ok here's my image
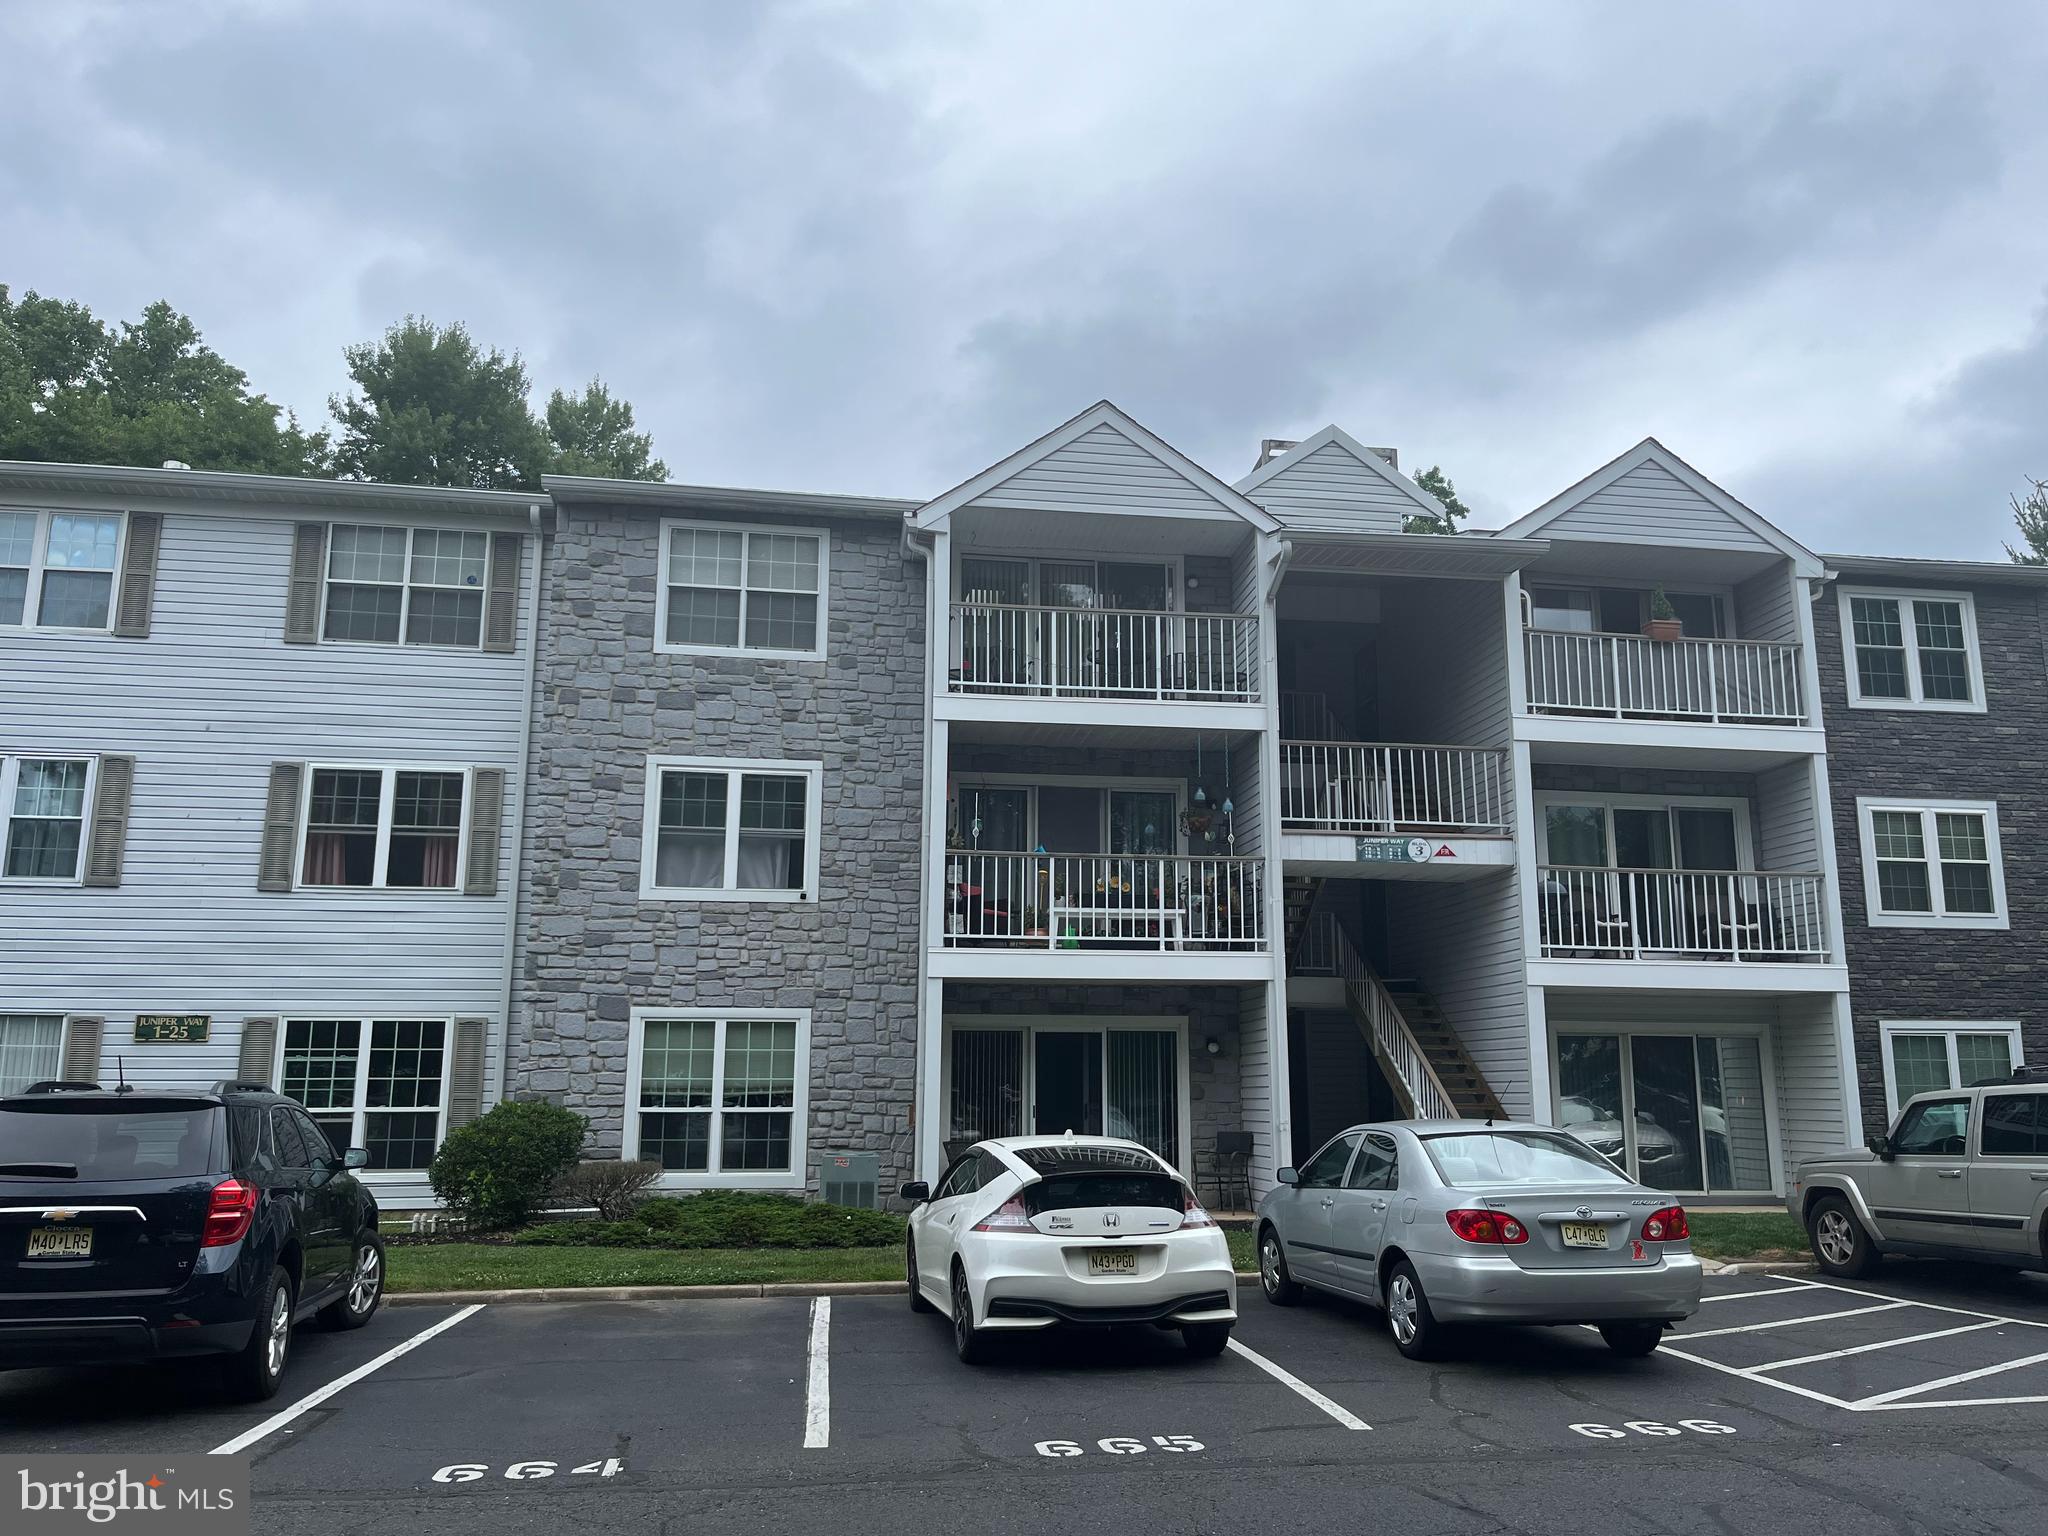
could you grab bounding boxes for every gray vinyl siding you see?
[1772,994,1850,1182]
[1226,737,1263,856]
[1390,873,1532,1117]
[1541,462,1778,553]
[968,423,1238,519]
[1733,563,1801,645]
[1754,759,1822,874]
[1240,983,1278,1194]
[0,496,533,1206]
[1378,578,1513,751]
[1243,441,1410,534]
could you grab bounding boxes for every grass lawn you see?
[387,1244,904,1293]
[1687,1211,1808,1261]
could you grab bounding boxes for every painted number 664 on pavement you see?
[1035,1436,1205,1457]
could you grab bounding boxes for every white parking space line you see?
[1852,1347,2048,1409]
[1761,1274,2048,1330]
[803,1297,831,1450]
[1678,1302,1911,1341]
[1752,1319,2007,1374]
[1658,1344,1859,1411]
[1225,1340,1370,1432]
[1699,1285,1819,1304]
[209,1304,486,1457]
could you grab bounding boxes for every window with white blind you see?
[656,520,828,659]
[1839,587,1983,711]
[640,756,820,901]
[626,1011,810,1185]
[0,1015,64,1095]
[1880,1023,2024,1119]
[1857,798,2007,929]
[0,509,123,631]
[323,524,490,647]
[1,755,95,884]
[277,1018,450,1170]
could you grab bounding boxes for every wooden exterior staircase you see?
[1376,986,1507,1120]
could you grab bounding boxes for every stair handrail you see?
[1329,923,1459,1121]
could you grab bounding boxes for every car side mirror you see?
[1275,1166,1299,1186]
[343,1148,370,1170]
[899,1181,930,1203]
[1865,1135,1892,1162]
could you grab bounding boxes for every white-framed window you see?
[0,509,124,632]
[1878,1022,2024,1119]
[625,1009,810,1186]
[0,1014,65,1095]
[655,520,828,659]
[298,764,471,891]
[276,1016,451,1170]
[640,756,821,901]
[1839,587,1984,712]
[1856,798,2007,929]
[0,754,96,884]
[323,524,489,648]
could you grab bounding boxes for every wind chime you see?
[1180,736,1236,850]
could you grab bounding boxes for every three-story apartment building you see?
[0,460,542,1205]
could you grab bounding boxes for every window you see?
[1840,588,1983,710]
[627,1011,810,1185]
[0,755,95,883]
[657,521,827,658]
[1296,1130,1360,1189]
[1981,1095,2045,1158]
[1892,1098,1969,1156]
[299,766,468,890]
[0,509,122,631]
[1880,1023,2024,1117]
[0,1015,64,1095]
[278,1017,449,1170]
[1857,800,2007,929]
[323,524,488,647]
[641,756,820,900]
[1345,1135,1397,1191]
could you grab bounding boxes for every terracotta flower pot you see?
[1643,618,1682,643]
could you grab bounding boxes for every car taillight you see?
[1642,1205,1689,1242]
[203,1178,258,1247]
[1445,1208,1529,1245]
[1179,1188,1216,1229]
[971,1196,1034,1233]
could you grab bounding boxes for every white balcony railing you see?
[942,852,1266,952]
[1537,865,1829,962]
[1330,920,1457,1120]
[1280,742,1511,835]
[947,602,1260,703]
[1523,630,1807,725]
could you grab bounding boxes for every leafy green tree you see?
[0,286,325,474]
[545,378,667,480]
[1406,464,1470,535]
[2005,478,2048,565]
[330,317,552,490]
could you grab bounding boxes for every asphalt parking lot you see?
[6,1266,2048,1535]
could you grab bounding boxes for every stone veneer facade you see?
[511,498,928,1194]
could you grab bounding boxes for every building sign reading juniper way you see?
[1354,836,1434,864]
[133,1015,210,1043]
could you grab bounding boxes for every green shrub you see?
[636,1197,688,1232]
[507,1190,905,1251]
[428,1101,587,1230]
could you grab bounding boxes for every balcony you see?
[1536,865,1829,963]
[942,851,1266,952]
[1280,742,1510,835]
[1524,630,1806,726]
[947,602,1260,704]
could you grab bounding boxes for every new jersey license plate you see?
[1560,1222,1607,1248]
[1087,1249,1138,1276]
[25,1226,92,1260]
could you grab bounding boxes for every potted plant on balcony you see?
[1022,906,1047,943]
[1643,587,1683,643]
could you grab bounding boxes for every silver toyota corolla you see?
[1254,1120,1703,1359]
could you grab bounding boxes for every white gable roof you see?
[911,401,1279,532]
[1233,424,1446,533]
[1496,438,1820,576]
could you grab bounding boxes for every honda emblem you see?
[1102,1213,1119,1229]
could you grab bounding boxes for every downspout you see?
[498,502,545,1108]
[901,520,937,1176]
[1265,535,1294,603]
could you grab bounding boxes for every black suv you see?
[0,1080,385,1400]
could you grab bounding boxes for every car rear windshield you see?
[1012,1145,1164,1177]
[1024,1173,1185,1214]
[1421,1131,1629,1187]
[0,1103,221,1180]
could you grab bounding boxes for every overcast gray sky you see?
[6,1,2045,556]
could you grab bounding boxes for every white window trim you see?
[0,1012,69,1095]
[1855,796,2008,930]
[0,507,127,635]
[639,755,823,902]
[272,1015,457,1176]
[293,762,474,893]
[0,752,99,886]
[317,522,490,651]
[625,1007,812,1189]
[1838,586,1985,713]
[653,518,830,661]
[1877,1021,2025,1121]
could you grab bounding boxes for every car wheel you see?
[1808,1195,1879,1278]
[1384,1260,1443,1361]
[320,1236,385,1331]
[906,1239,935,1314]
[225,1266,294,1402]
[952,1267,992,1365]
[1182,1322,1231,1359]
[1257,1226,1302,1306]
[1598,1321,1663,1358]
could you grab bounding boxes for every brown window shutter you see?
[464,767,506,896]
[81,754,136,888]
[113,513,162,638]
[61,1017,105,1084]
[257,763,304,892]
[283,523,328,644]
[482,531,521,654]
[238,1017,279,1085]
[447,1018,488,1129]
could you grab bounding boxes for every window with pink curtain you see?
[388,771,464,889]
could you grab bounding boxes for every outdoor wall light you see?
[1205,1037,1222,1056]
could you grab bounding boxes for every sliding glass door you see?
[945,1022,1186,1168]
[1555,1031,1774,1194]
